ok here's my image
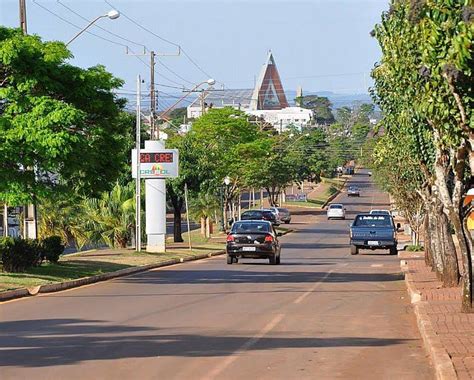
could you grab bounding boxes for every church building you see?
[186,52,313,132]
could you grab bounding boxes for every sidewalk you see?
[400,251,474,379]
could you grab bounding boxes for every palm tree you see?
[189,192,220,238]
[80,182,136,248]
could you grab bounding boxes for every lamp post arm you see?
[159,81,207,121]
[66,15,106,46]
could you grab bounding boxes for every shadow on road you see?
[115,269,404,286]
[0,318,411,367]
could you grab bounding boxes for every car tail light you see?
[264,235,273,243]
[226,235,235,242]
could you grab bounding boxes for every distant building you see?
[186,52,312,132]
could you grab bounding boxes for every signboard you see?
[285,194,307,202]
[132,149,179,179]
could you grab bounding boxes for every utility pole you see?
[135,75,142,252]
[200,91,205,116]
[149,51,157,140]
[19,0,27,34]
[127,48,179,139]
[18,2,38,240]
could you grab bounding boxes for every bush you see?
[406,244,424,252]
[41,236,64,263]
[1,238,41,272]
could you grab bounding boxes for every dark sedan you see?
[226,220,281,265]
[240,209,279,226]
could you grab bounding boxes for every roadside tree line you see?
[0,26,375,270]
[369,0,473,311]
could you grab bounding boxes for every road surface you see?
[0,171,433,379]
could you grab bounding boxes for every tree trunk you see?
[423,213,433,267]
[200,217,206,236]
[433,148,472,311]
[173,207,184,243]
[429,202,444,278]
[439,212,460,287]
[205,217,211,238]
[168,187,184,243]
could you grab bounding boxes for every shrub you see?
[406,244,424,252]
[41,236,64,263]
[1,238,41,272]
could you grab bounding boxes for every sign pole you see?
[135,75,141,252]
[184,183,192,252]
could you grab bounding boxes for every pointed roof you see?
[250,51,289,111]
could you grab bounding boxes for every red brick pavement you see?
[401,252,474,379]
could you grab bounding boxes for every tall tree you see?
[0,27,129,204]
[296,95,335,125]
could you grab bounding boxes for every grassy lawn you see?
[284,177,346,208]
[0,232,225,293]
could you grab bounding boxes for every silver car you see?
[348,186,360,197]
[327,203,346,220]
[277,207,291,224]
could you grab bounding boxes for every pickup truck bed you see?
[350,213,397,255]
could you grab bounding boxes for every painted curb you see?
[0,250,225,302]
[401,261,457,380]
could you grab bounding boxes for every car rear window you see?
[241,211,262,218]
[232,222,271,233]
[262,211,274,218]
[354,215,392,227]
[329,204,343,209]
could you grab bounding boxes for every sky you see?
[1,0,389,99]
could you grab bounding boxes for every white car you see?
[327,203,346,220]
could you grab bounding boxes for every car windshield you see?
[262,211,274,218]
[231,222,271,233]
[354,215,392,227]
[329,204,343,209]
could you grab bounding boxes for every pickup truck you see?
[349,213,398,255]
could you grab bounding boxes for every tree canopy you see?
[0,27,130,204]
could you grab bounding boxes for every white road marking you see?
[293,269,335,304]
[206,313,285,379]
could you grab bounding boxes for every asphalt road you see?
[0,171,433,379]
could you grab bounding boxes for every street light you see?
[159,79,216,121]
[66,10,120,46]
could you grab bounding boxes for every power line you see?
[56,0,147,51]
[104,0,215,80]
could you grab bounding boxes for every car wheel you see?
[227,255,233,264]
[350,245,359,255]
[269,255,277,265]
[284,221,290,224]
[390,246,398,255]
[276,254,281,265]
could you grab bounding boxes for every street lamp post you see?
[160,79,215,121]
[66,10,120,46]
[220,176,231,232]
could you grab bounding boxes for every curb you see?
[0,250,225,303]
[401,261,457,380]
